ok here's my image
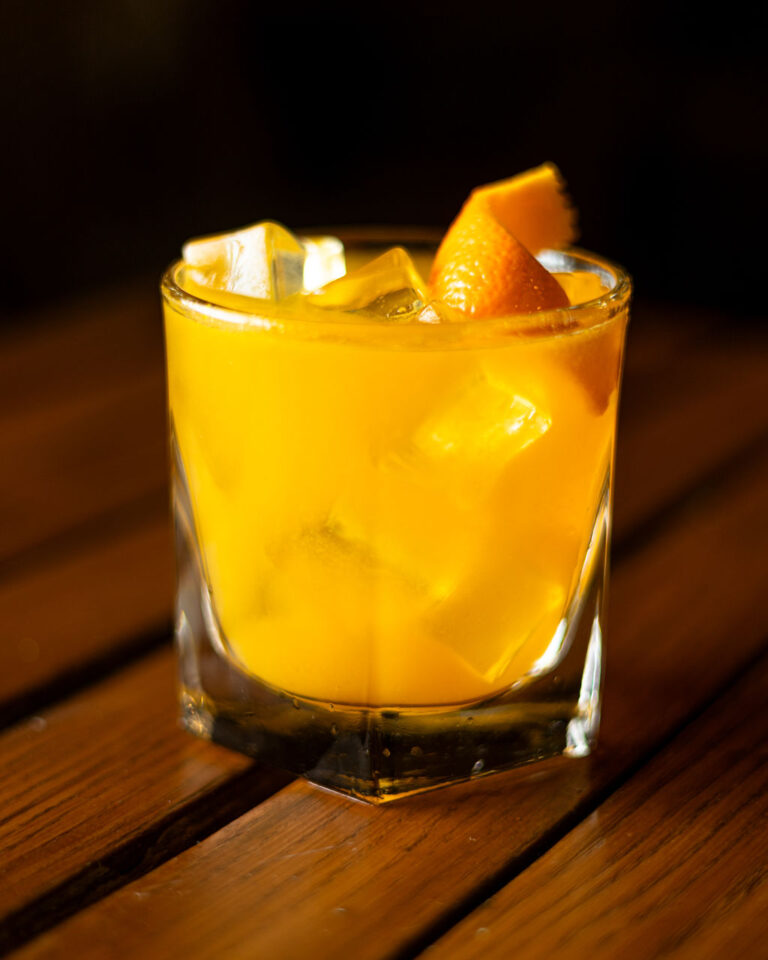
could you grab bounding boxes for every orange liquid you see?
[164,265,626,706]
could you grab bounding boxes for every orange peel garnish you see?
[429,163,576,318]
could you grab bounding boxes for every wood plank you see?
[9,442,768,960]
[0,369,168,567]
[0,283,160,425]
[426,657,768,960]
[614,320,768,540]
[0,285,171,715]
[0,649,291,953]
[0,281,167,568]
[0,509,173,727]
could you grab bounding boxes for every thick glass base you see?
[174,460,606,803]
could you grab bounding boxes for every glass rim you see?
[161,229,631,345]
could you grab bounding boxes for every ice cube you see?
[223,521,433,703]
[416,301,467,324]
[325,371,551,599]
[329,470,467,603]
[307,247,428,320]
[182,221,305,300]
[416,304,442,324]
[300,235,346,292]
[411,374,551,498]
[427,564,566,685]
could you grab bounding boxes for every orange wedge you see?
[475,163,577,255]
[430,163,576,318]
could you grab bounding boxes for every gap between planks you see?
[0,498,173,730]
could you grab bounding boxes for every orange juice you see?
[164,246,626,708]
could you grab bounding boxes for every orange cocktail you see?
[163,165,631,801]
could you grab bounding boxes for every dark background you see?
[2,1,766,321]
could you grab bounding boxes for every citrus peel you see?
[429,163,576,318]
[475,163,577,255]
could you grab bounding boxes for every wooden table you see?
[1,285,766,959]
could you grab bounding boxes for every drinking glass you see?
[161,234,631,802]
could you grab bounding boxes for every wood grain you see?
[426,657,768,960]
[11,443,768,960]
[0,281,163,571]
[0,509,172,726]
[0,649,290,952]
[0,369,168,568]
[614,320,768,540]
[0,283,172,715]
